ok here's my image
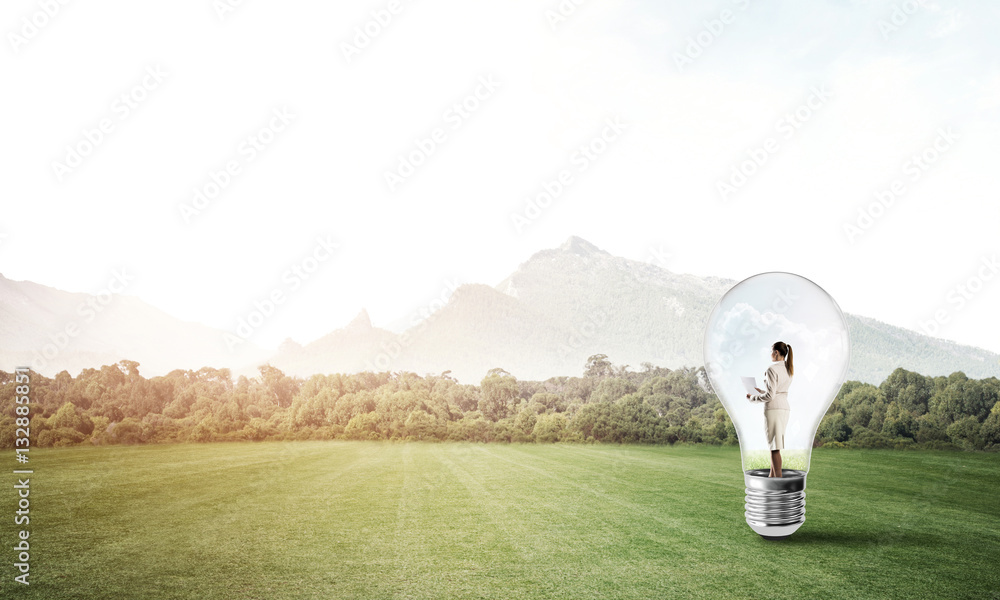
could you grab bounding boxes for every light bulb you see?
[703,272,850,540]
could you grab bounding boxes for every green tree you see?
[980,402,1000,449]
[584,354,613,379]
[479,369,518,421]
[613,394,665,443]
[591,378,636,403]
[570,403,616,442]
[112,417,147,444]
[915,411,950,444]
[404,410,440,441]
[257,365,299,408]
[838,384,884,430]
[881,402,915,440]
[512,401,539,442]
[533,413,567,443]
[530,392,566,413]
[947,415,983,451]
[818,413,852,443]
[47,401,93,436]
[344,412,382,440]
[880,368,933,415]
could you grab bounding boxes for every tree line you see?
[1,355,998,451]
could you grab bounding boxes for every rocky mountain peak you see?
[558,236,606,256]
[346,308,373,331]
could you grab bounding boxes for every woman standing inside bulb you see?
[746,341,794,477]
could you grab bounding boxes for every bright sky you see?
[2,0,998,354]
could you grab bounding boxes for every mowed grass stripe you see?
[507,444,883,598]
[29,443,383,599]
[470,444,833,598]
[471,444,704,540]
[2,443,998,599]
[431,444,577,598]
[455,444,710,598]
[804,449,1000,597]
[431,443,694,598]
[442,444,998,600]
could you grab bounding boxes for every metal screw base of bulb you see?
[744,469,806,540]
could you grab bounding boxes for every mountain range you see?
[2,237,998,385]
[0,273,268,378]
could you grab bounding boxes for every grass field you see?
[3,442,999,600]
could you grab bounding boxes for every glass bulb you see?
[703,272,850,539]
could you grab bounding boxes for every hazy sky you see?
[2,0,998,355]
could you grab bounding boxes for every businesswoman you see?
[746,341,794,477]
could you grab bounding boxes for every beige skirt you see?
[764,409,789,451]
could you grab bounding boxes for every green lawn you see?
[3,442,998,599]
